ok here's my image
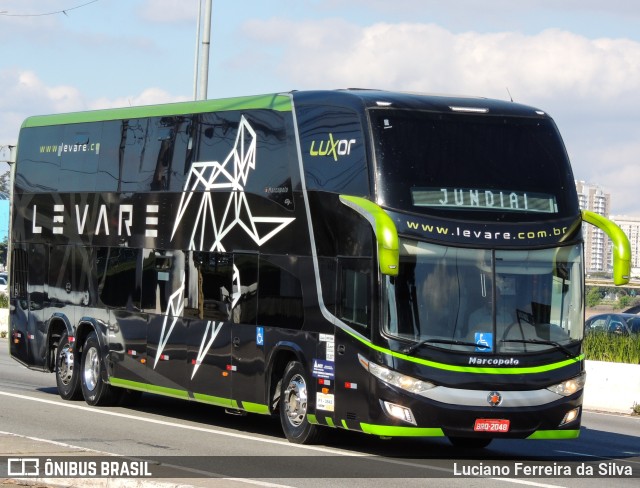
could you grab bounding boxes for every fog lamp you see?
[382,400,416,425]
[560,407,580,426]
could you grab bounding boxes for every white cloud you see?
[244,20,640,105]
[89,88,190,110]
[137,0,198,24]
[0,69,188,144]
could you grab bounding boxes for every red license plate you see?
[474,418,510,432]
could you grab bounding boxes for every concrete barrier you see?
[0,307,7,335]
[583,360,640,414]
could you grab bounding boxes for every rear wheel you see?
[279,361,323,444]
[55,330,82,400]
[80,331,118,406]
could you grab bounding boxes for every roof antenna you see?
[506,87,514,102]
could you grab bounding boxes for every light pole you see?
[194,0,213,101]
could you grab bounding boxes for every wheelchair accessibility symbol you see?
[256,326,264,346]
[474,332,493,352]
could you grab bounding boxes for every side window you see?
[232,254,258,325]
[184,251,233,320]
[338,258,371,329]
[140,249,185,315]
[97,247,139,309]
[11,248,29,299]
[257,256,304,329]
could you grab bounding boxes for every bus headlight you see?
[358,354,436,394]
[546,372,586,397]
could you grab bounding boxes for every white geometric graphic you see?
[155,264,242,376]
[154,276,186,369]
[191,320,224,379]
[171,115,295,252]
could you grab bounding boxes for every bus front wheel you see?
[279,361,323,444]
[80,331,118,406]
[55,330,82,400]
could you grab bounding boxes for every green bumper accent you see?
[582,210,631,285]
[527,429,580,440]
[21,94,292,128]
[360,424,445,437]
[339,195,399,276]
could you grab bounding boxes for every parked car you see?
[0,276,7,294]
[585,313,640,335]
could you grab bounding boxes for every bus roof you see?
[20,89,549,129]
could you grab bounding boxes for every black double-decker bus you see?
[9,90,630,447]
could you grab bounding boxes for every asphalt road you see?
[0,338,639,488]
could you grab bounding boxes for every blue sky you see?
[1,0,640,216]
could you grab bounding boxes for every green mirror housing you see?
[339,195,399,276]
[581,210,631,286]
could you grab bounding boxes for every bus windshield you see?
[371,109,579,221]
[384,240,584,354]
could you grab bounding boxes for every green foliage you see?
[583,331,640,364]
[586,286,603,307]
[0,293,7,309]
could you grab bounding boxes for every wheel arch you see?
[266,341,307,414]
[45,313,73,372]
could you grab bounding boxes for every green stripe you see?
[307,414,319,425]
[21,93,292,128]
[341,419,349,429]
[110,377,189,400]
[527,429,580,440]
[325,417,336,428]
[193,393,238,409]
[240,401,270,414]
[345,329,584,374]
[360,424,445,437]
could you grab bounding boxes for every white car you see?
[0,276,7,294]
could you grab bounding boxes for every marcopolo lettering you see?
[468,357,520,366]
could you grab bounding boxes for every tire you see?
[448,436,493,449]
[55,330,82,400]
[80,331,118,406]
[279,361,324,444]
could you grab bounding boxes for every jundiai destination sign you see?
[411,187,558,214]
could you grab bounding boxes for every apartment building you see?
[611,215,640,277]
[575,180,611,273]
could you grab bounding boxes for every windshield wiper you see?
[500,339,573,357]
[403,338,488,355]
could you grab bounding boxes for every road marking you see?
[556,450,640,465]
[0,390,568,486]
[0,430,294,487]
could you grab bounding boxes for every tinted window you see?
[97,247,139,309]
[338,258,370,329]
[184,251,233,321]
[372,110,578,221]
[193,111,294,208]
[257,256,304,328]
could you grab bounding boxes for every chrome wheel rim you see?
[57,343,74,385]
[83,347,100,392]
[284,373,308,427]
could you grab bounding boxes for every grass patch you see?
[583,331,640,364]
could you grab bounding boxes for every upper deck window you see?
[371,109,579,222]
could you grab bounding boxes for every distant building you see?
[611,215,640,278]
[575,181,611,273]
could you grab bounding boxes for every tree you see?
[586,286,603,308]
